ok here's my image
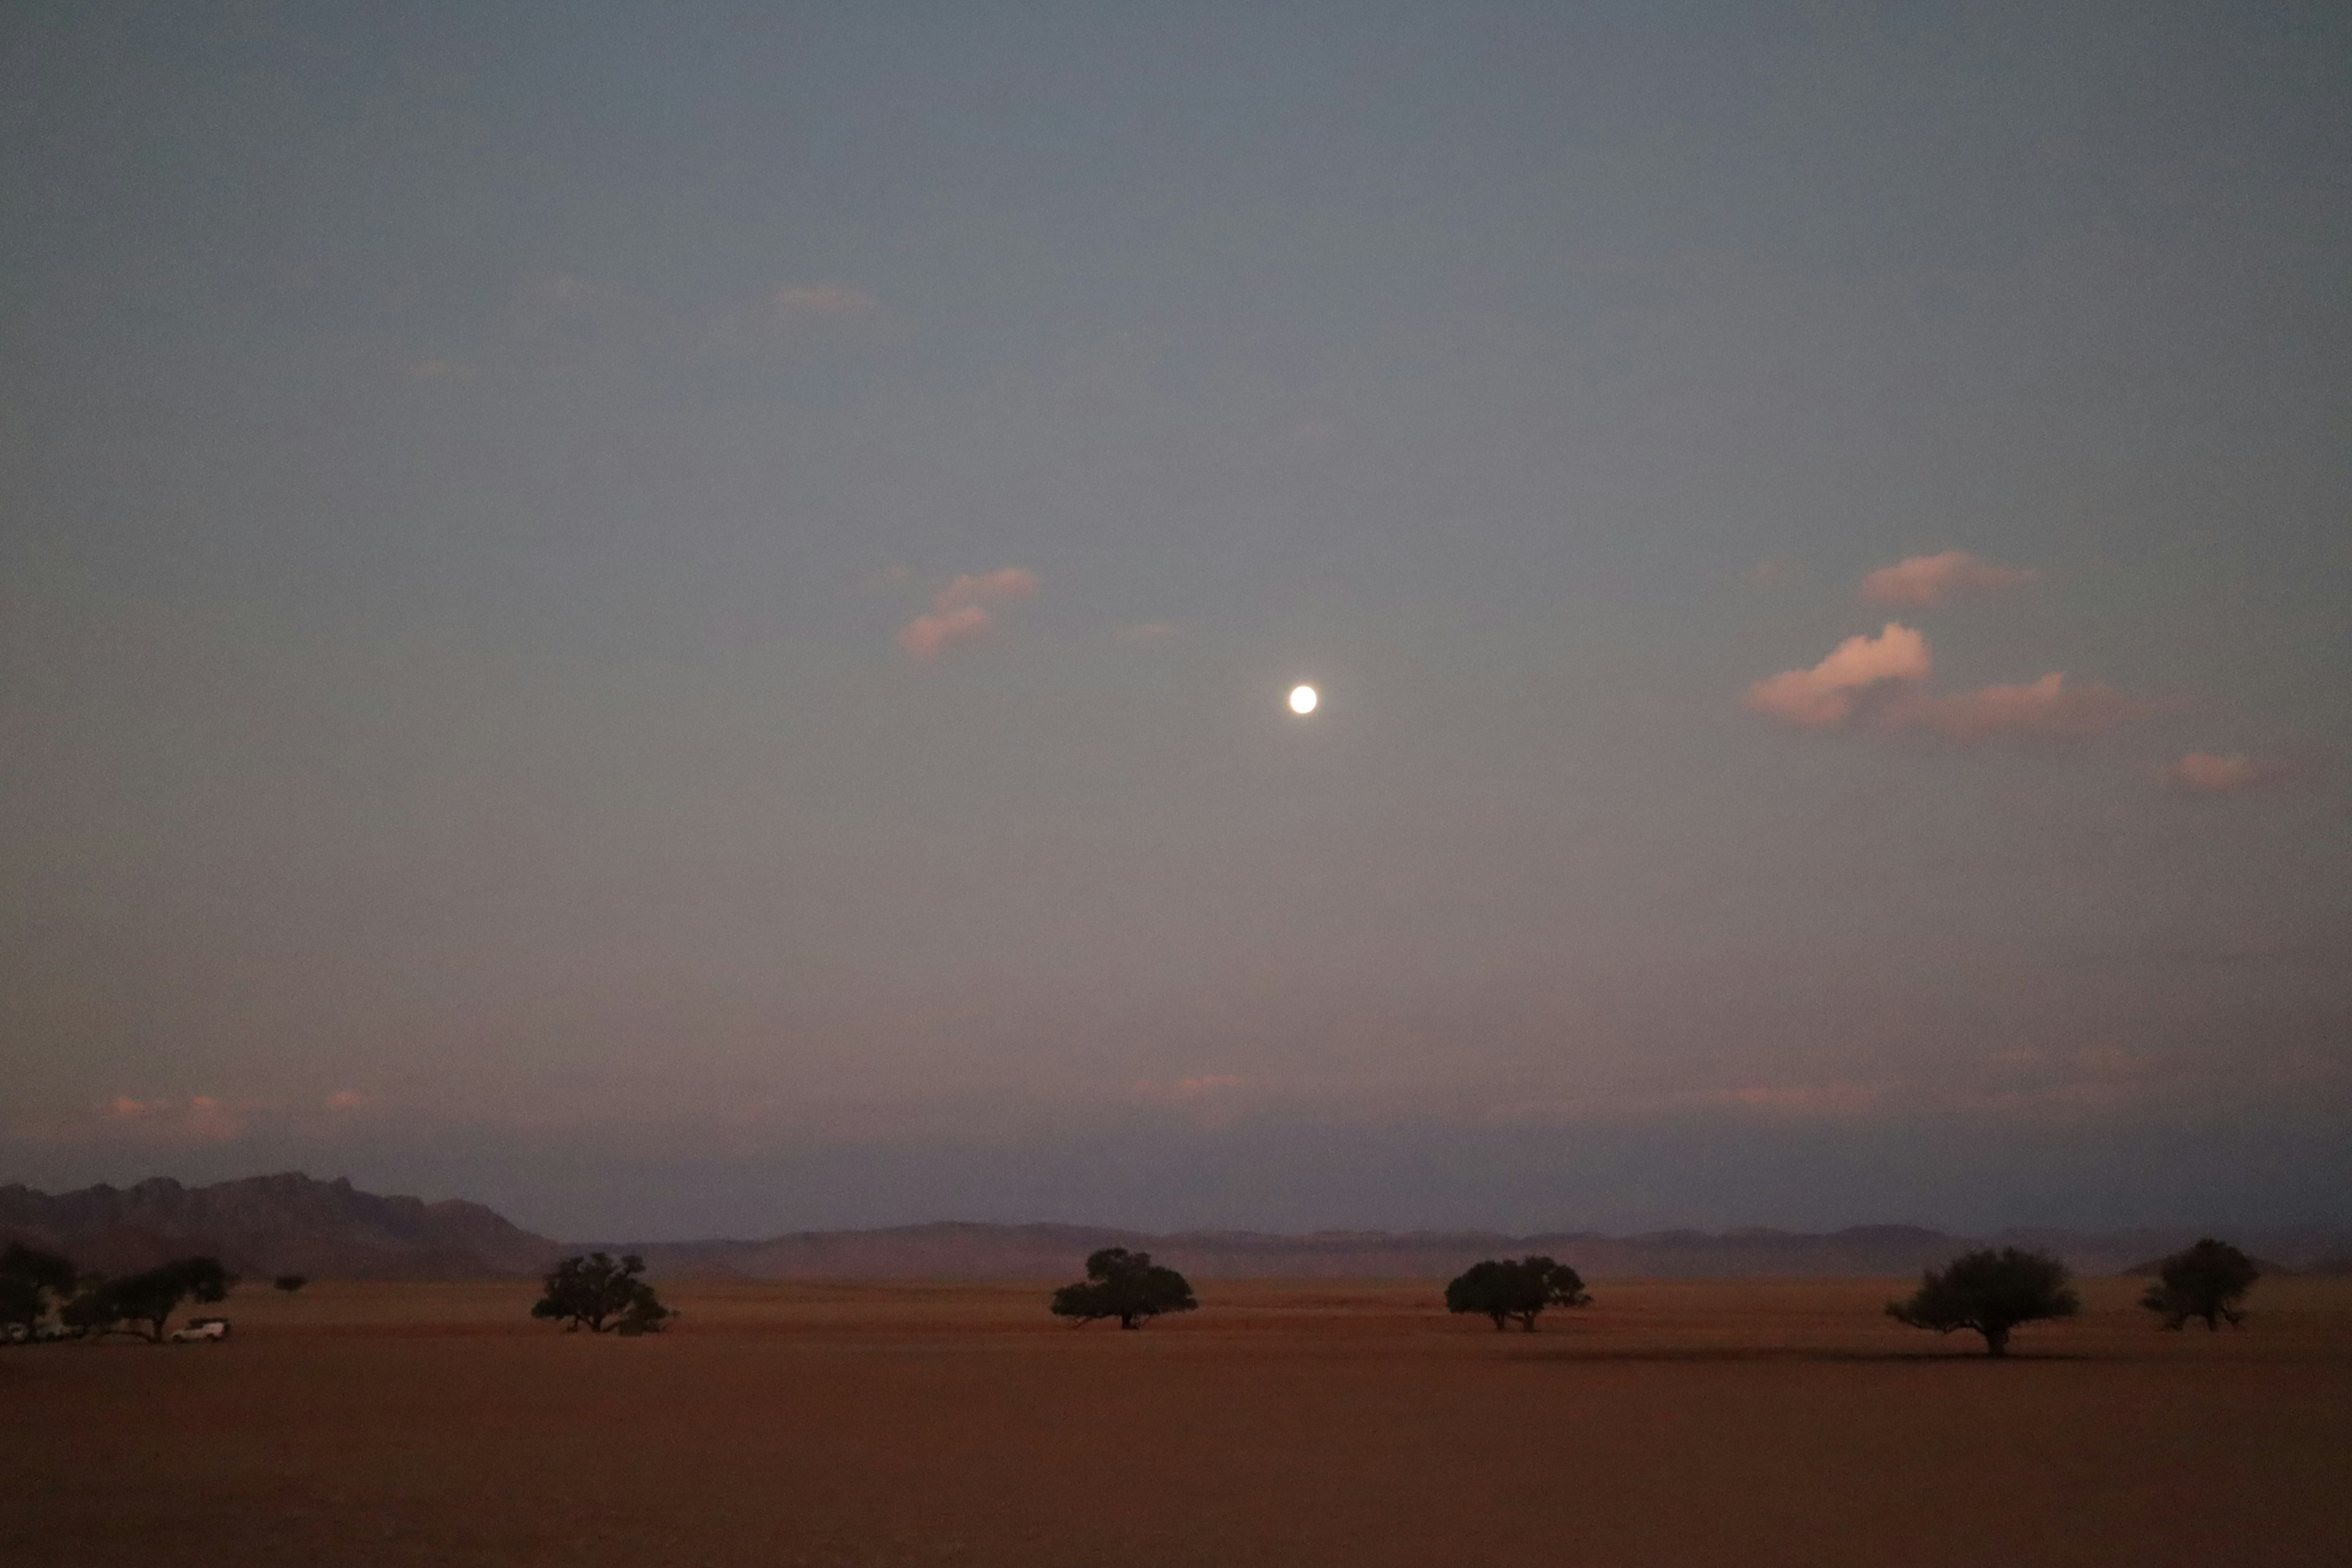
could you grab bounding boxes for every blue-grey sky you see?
[4,1,2349,1238]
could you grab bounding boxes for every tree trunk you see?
[1983,1327,2009,1357]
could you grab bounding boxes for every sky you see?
[3,1,2349,1240]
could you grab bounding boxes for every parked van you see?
[168,1317,230,1343]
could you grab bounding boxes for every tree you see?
[530,1253,673,1334]
[274,1274,309,1294]
[1887,1248,2078,1357]
[1444,1256,1593,1332]
[2140,1238,2259,1331]
[1,1243,79,1336]
[64,1257,236,1344]
[1049,1248,1197,1330]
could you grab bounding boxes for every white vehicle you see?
[168,1317,230,1343]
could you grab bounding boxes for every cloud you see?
[1748,627,2145,742]
[1891,673,2146,742]
[1721,1082,1888,1117]
[897,568,1040,658]
[94,1094,249,1142]
[325,1090,371,1110]
[770,284,881,321]
[1860,551,2039,607]
[405,358,479,382]
[2162,752,2284,794]
[1743,622,1931,728]
[1116,621,1175,643]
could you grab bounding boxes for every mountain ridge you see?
[7,1174,2346,1280]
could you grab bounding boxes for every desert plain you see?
[6,1273,2350,1568]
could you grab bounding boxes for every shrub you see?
[1444,1257,1592,1332]
[1887,1248,2078,1357]
[1049,1248,1197,1330]
[2139,1238,2259,1330]
[531,1253,673,1334]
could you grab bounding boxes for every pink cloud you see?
[1743,622,1931,728]
[2162,752,2283,794]
[1749,626,2144,743]
[1888,673,2145,742]
[95,1094,249,1142]
[326,1089,371,1110]
[771,283,881,320]
[1722,1082,1887,1117]
[1860,551,2039,607]
[897,568,1040,658]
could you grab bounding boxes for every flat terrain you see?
[6,1275,2350,1567]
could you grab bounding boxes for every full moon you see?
[1287,684,1319,715]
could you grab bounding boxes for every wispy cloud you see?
[897,568,1040,658]
[93,1094,250,1142]
[1894,673,2146,741]
[2162,751,2284,794]
[1743,622,1930,728]
[1860,551,2038,607]
[1747,626,2144,742]
[769,283,881,321]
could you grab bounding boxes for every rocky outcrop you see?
[0,1173,559,1279]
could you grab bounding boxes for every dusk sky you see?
[4,2,2348,1240]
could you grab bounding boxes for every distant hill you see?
[593,1221,2352,1282]
[0,1173,559,1280]
[6,1174,2346,1281]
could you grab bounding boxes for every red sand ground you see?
[6,1275,2349,1567]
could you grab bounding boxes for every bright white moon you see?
[1288,684,1319,715]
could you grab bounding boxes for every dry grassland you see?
[6,1275,2350,1567]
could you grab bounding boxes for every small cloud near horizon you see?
[898,568,1041,658]
[1860,551,2039,607]
[2162,752,2284,794]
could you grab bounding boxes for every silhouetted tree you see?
[1887,1248,2078,1357]
[273,1274,309,1294]
[2140,1238,2259,1330]
[1049,1248,1197,1329]
[64,1257,236,1343]
[1444,1256,1593,1331]
[1,1243,79,1336]
[531,1253,673,1334]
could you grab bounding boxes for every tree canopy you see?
[2139,1238,2259,1330]
[62,1256,236,1343]
[1,1243,79,1335]
[530,1253,674,1334]
[1887,1247,2078,1356]
[1049,1248,1197,1330]
[1443,1256,1593,1331]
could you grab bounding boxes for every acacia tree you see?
[1887,1248,2078,1357]
[1,1243,79,1337]
[531,1253,674,1334]
[274,1274,309,1294]
[64,1257,236,1343]
[2140,1238,2260,1330]
[1444,1256,1592,1332]
[1049,1248,1197,1329]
